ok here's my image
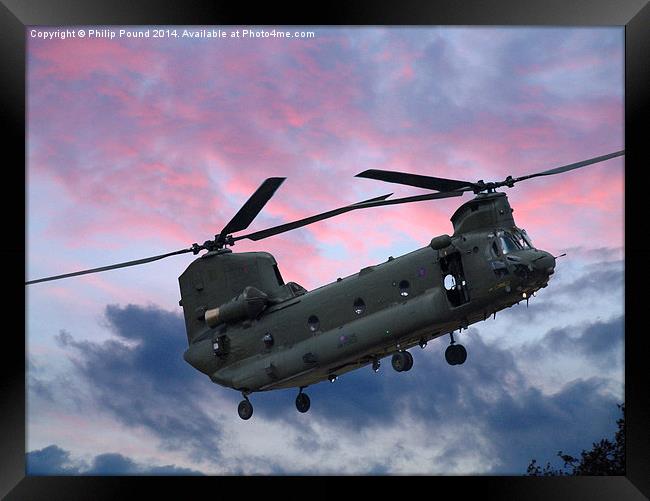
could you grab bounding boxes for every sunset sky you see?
[26,26,624,475]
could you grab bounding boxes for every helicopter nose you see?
[532,251,556,276]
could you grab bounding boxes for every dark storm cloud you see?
[143,464,203,475]
[578,319,625,356]
[560,260,624,297]
[86,453,202,475]
[26,445,78,475]
[482,377,621,472]
[87,453,138,475]
[55,304,226,461]
[44,303,623,474]
[489,258,624,323]
[280,328,621,473]
[548,259,622,299]
[27,373,55,402]
[522,315,624,366]
[27,445,203,475]
[28,357,57,402]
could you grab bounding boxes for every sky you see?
[26,26,624,475]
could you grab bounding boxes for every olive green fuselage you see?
[180,193,555,394]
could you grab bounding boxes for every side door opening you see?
[440,251,470,307]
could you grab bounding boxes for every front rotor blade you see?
[220,177,286,237]
[26,247,193,285]
[512,150,624,184]
[235,193,391,242]
[235,190,462,242]
[356,169,476,192]
[352,190,464,209]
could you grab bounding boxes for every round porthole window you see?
[399,280,410,297]
[444,274,456,290]
[353,298,366,315]
[307,315,320,332]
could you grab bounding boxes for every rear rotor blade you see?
[356,169,476,192]
[26,247,193,285]
[220,177,286,236]
[511,150,624,184]
[236,190,462,242]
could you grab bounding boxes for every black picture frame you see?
[4,1,648,498]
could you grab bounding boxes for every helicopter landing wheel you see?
[445,344,467,366]
[238,398,254,420]
[295,392,311,413]
[403,351,413,371]
[392,351,413,372]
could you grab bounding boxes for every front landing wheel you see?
[295,392,311,413]
[238,399,254,420]
[392,351,413,372]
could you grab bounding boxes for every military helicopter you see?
[26,150,624,420]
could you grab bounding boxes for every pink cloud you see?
[29,37,157,81]
[514,48,621,76]
[27,28,624,298]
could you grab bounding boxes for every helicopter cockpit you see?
[499,228,534,253]
[488,226,555,292]
[491,228,534,257]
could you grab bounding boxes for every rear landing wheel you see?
[403,351,413,371]
[295,392,311,413]
[238,399,253,420]
[445,344,467,366]
[392,351,413,372]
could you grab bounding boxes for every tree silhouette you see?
[526,403,625,476]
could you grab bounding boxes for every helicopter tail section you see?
[177,251,285,345]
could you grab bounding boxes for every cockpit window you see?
[496,229,534,254]
[498,233,520,254]
[512,228,534,249]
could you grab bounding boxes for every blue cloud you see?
[489,259,624,324]
[560,260,624,296]
[524,315,624,366]
[46,302,622,474]
[262,329,621,473]
[26,445,78,475]
[54,304,224,461]
[27,445,203,476]
[87,453,138,475]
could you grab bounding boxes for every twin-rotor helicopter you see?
[27,150,624,420]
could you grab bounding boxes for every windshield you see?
[497,229,528,254]
[512,228,534,249]
[499,234,520,254]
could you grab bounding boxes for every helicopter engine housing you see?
[204,286,269,327]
